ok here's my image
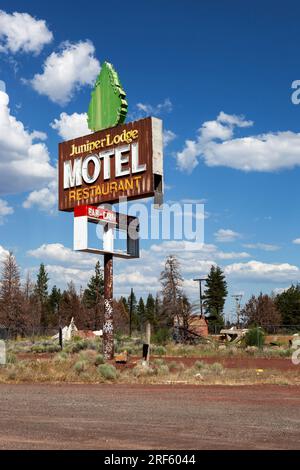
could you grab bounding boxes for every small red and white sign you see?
[74,205,117,224]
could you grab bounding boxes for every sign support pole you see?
[103,253,114,360]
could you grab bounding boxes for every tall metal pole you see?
[200,281,203,317]
[193,277,206,318]
[129,287,133,337]
[232,294,242,329]
[103,253,114,360]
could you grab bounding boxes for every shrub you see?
[31,342,61,354]
[168,361,185,372]
[133,362,154,378]
[65,340,86,353]
[98,364,117,380]
[194,360,206,370]
[94,354,105,366]
[47,344,61,353]
[79,349,97,362]
[244,327,265,348]
[209,362,224,374]
[73,360,87,374]
[156,364,169,376]
[279,349,291,358]
[153,358,165,367]
[31,344,44,353]
[53,352,68,362]
[152,328,170,345]
[6,352,17,364]
[154,345,167,356]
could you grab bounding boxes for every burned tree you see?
[0,252,25,337]
[160,255,183,326]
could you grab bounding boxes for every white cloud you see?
[51,112,91,140]
[149,240,249,262]
[243,243,280,251]
[28,41,100,105]
[27,239,300,299]
[23,179,57,213]
[28,243,99,267]
[0,88,56,195]
[136,98,172,116]
[0,244,9,263]
[225,260,300,282]
[176,110,300,173]
[214,228,241,242]
[272,286,290,295]
[293,238,300,245]
[0,198,13,224]
[46,264,94,286]
[130,98,173,121]
[163,129,176,147]
[0,10,53,55]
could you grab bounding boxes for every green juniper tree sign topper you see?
[87,61,128,132]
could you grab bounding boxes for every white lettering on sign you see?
[115,145,130,177]
[64,157,82,189]
[82,154,101,184]
[63,143,144,189]
[87,206,117,224]
[131,142,146,173]
[100,149,115,180]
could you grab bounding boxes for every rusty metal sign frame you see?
[73,205,140,259]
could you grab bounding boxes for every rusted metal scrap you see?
[220,327,248,343]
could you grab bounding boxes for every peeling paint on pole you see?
[103,253,114,359]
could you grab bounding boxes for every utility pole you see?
[193,278,206,317]
[129,287,133,337]
[231,294,243,328]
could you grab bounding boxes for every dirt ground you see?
[0,383,299,449]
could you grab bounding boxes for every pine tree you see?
[275,285,300,326]
[83,261,104,329]
[241,293,281,331]
[34,263,49,330]
[48,285,62,326]
[127,289,137,331]
[145,293,156,325]
[136,297,145,330]
[34,263,49,302]
[203,265,227,331]
[60,282,81,327]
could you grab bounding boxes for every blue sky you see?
[1,0,300,319]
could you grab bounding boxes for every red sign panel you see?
[74,205,117,224]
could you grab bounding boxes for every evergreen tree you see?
[60,282,81,326]
[83,261,104,329]
[127,289,137,331]
[48,285,62,326]
[275,285,300,326]
[145,293,156,325]
[203,265,227,332]
[136,297,145,330]
[34,263,50,329]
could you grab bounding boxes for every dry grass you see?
[0,351,299,386]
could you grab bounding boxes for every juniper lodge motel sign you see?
[58,62,164,359]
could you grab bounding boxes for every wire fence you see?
[1,324,300,342]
